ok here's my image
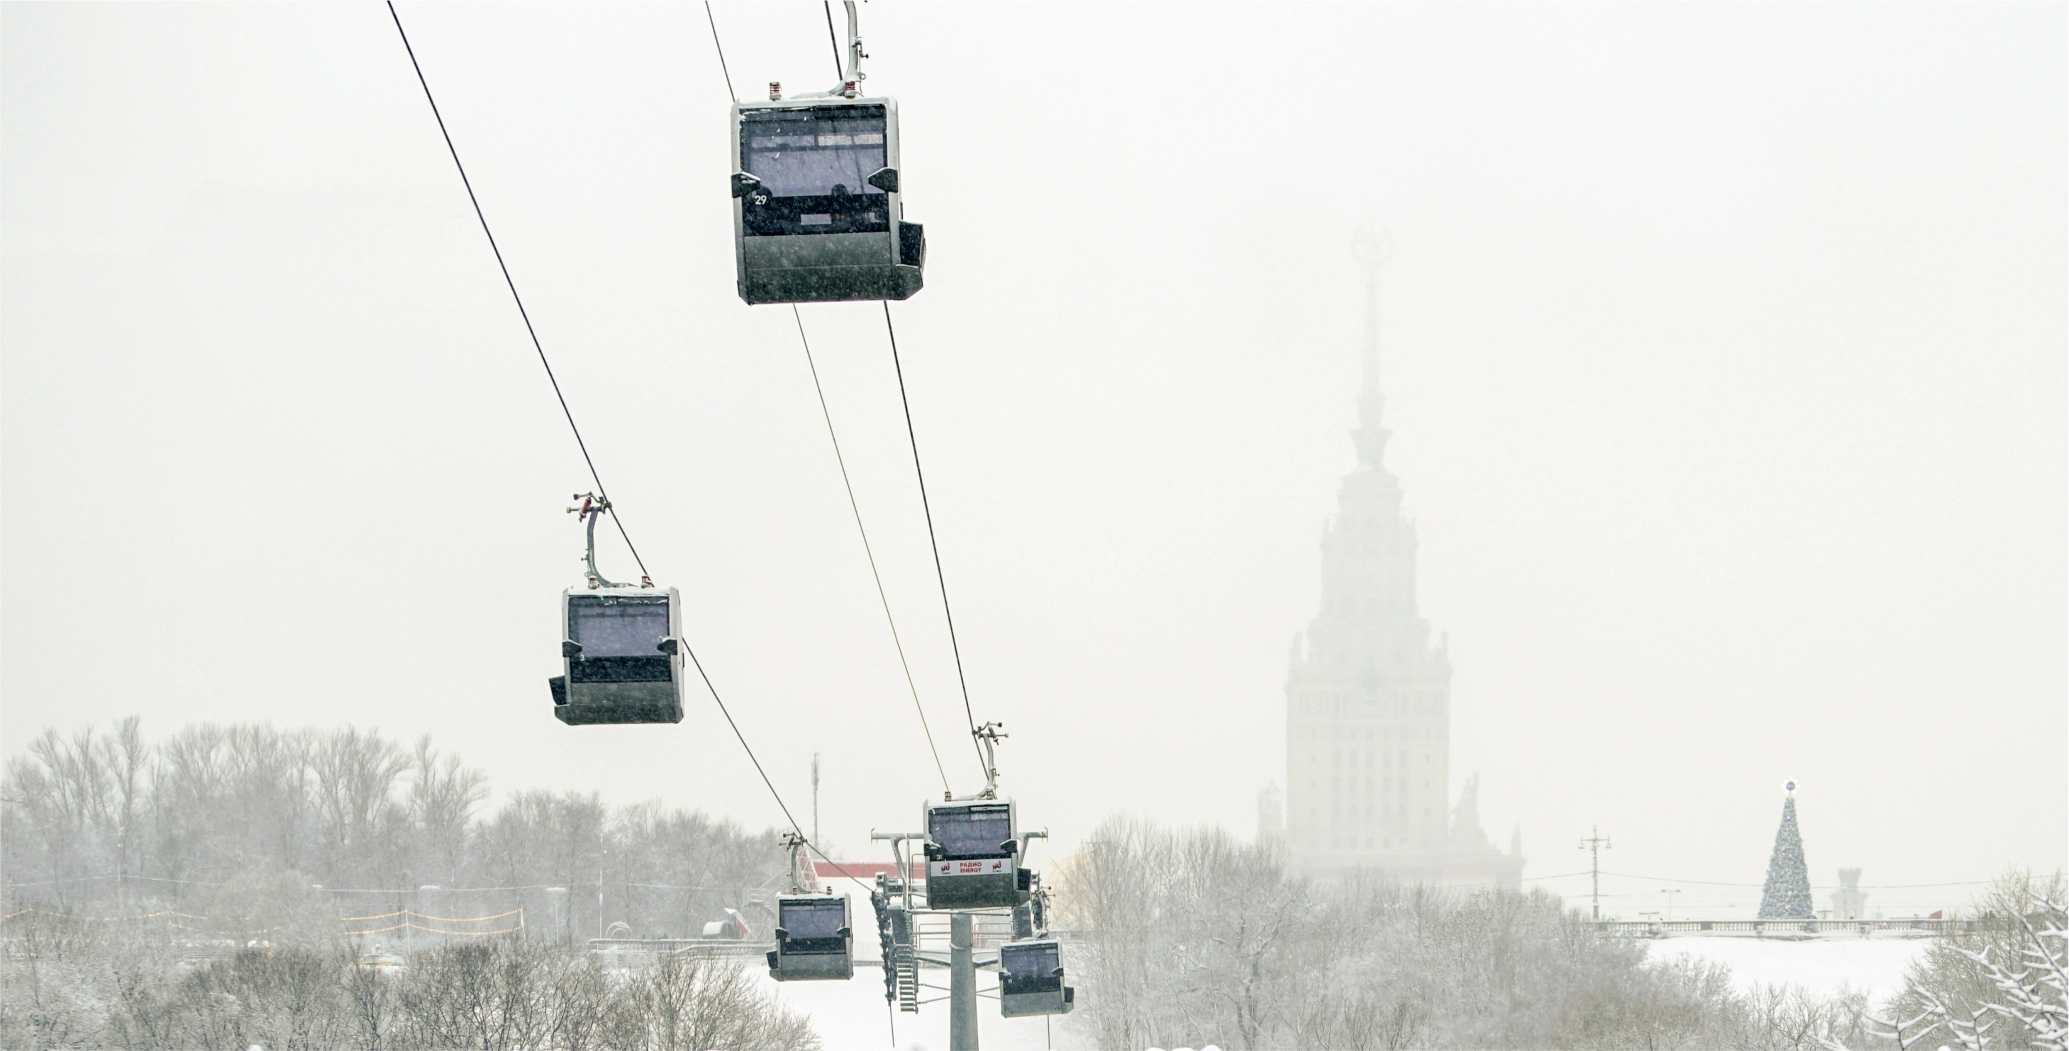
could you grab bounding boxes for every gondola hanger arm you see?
[783,1,868,100]
[964,722,1005,800]
[782,830,821,894]
[567,493,652,589]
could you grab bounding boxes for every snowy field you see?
[756,939,1934,1048]
[1646,936,1931,1007]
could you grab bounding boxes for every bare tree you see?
[1055,814,1878,1051]
[309,727,410,887]
[407,736,488,889]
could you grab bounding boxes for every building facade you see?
[1279,242,1524,888]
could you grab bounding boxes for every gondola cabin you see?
[923,800,1024,910]
[548,587,684,725]
[998,939,1074,1018]
[730,95,924,305]
[767,893,854,981]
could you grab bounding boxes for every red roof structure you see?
[812,860,926,882]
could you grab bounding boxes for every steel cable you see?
[793,307,955,795]
[883,304,990,777]
[391,2,867,900]
[386,1,650,582]
[703,2,736,102]
[822,2,845,79]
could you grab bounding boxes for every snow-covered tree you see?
[1830,874,2067,1051]
[1758,786,1815,920]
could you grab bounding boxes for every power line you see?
[792,307,953,795]
[1597,871,2006,891]
[703,2,736,102]
[883,304,989,779]
[385,1,650,582]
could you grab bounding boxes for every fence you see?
[4,904,523,942]
[340,907,525,937]
[1591,917,1972,938]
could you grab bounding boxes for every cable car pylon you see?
[868,725,1072,1050]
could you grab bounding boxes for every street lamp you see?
[1660,888,1681,922]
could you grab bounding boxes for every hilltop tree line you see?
[2,719,785,940]
[1056,818,2066,1051]
[5,927,818,1051]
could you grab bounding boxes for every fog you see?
[4,1,2062,919]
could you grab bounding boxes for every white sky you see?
[3,2,2062,919]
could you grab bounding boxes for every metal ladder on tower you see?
[895,941,920,1012]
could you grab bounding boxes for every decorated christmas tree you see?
[1757,782,1815,919]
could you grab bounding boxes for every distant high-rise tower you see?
[1757,782,1815,918]
[1283,233,1522,887]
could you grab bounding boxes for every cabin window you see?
[568,597,669,657]
[930,806,1012,858]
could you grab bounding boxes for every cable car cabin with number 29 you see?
[730,97,924,305]
[923,800,1026,911]
[549,588,684,725]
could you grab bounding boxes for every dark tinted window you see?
[743,106,888,198]
[930,805,1012,859]
[568,597,669,657]
[782,898,845,940]
[1002,942,1060,981]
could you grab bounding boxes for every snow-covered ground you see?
[1646,936,1931,1007]
[752,964,1082,1051]
[757,939,1933,1047]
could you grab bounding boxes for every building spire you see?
[1351,227,1392,469]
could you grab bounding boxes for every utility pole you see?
[1579,826,1611,921]
[812,753,821,847]
[950,912,978,1051]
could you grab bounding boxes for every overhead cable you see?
[680,646,874,895]
[703,2,737,102]
[385,1,650,582]
[390,1,863,897]
[676,8,882,897]
[821,2,846,78]
[884,304,990,777]
[700,8,984,794]
[793,306,955,795]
